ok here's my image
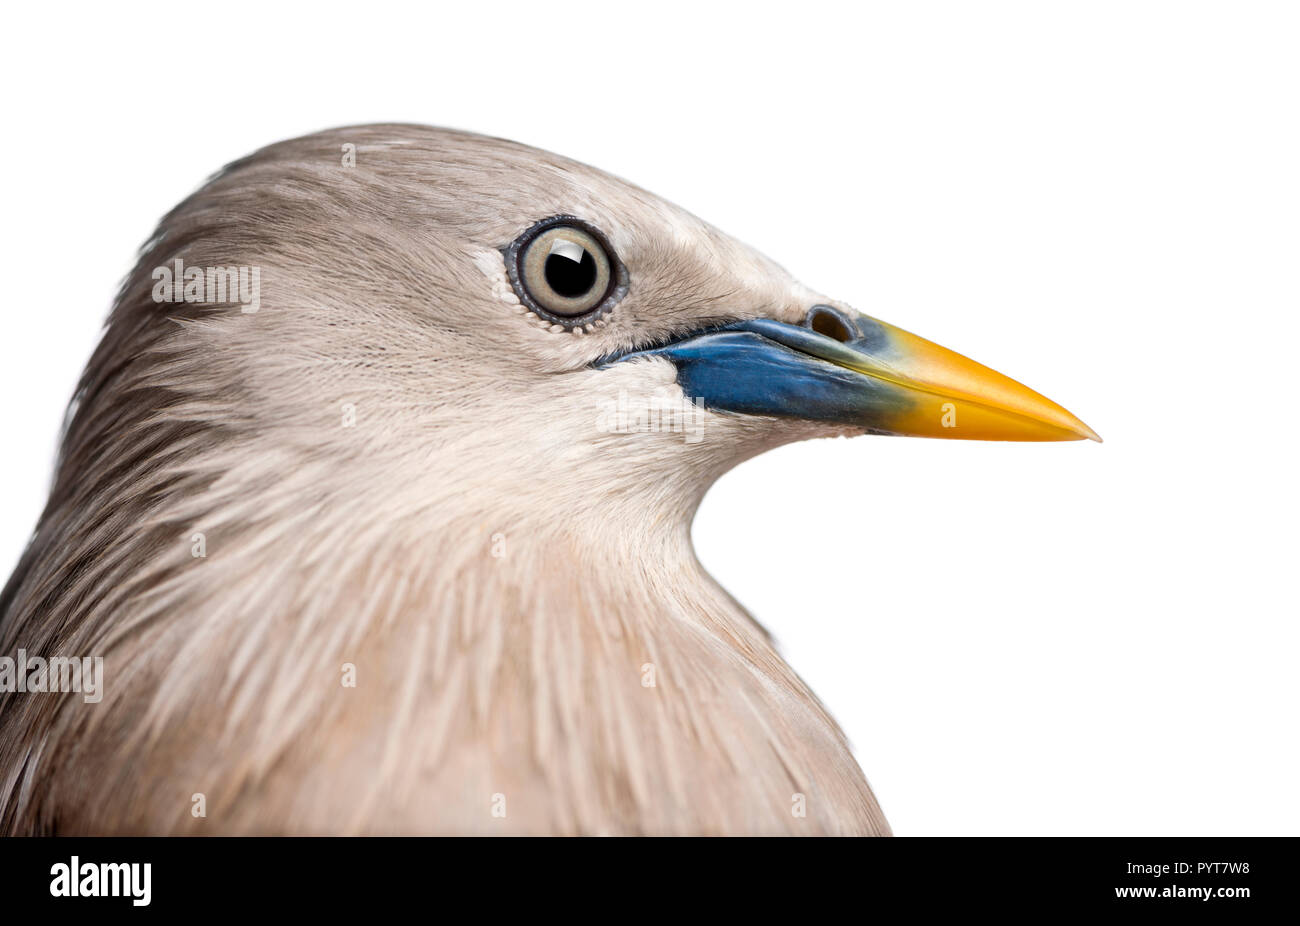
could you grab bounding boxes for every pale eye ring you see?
[505,216,627,325]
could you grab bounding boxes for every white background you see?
[1,2,1296,835]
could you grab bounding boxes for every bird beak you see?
[607,306,1100,442]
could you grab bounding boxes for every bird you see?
[0,124,1097,835]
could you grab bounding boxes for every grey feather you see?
[0,125,887,835]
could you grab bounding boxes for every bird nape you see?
[0,125,1097,836]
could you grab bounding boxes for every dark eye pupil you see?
[545,247,598,297]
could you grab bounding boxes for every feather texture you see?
[0,125,887,834]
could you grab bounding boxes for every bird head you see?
[97,125,1097,537]
[2,125,1100,835]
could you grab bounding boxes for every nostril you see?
[806,305,856,343]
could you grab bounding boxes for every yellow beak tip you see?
[1076,423,1103,444]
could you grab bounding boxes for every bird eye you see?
[506,217,625,324]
